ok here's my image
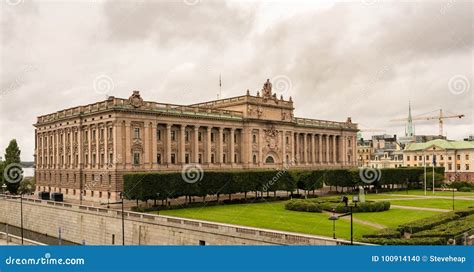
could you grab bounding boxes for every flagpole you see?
[432,151,435,195]
[424,152,427,196]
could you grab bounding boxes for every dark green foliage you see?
[333,201,390,213]
[397,212,461,233]
[285,199,390,213]
[411,214,474,238]
[459,187,471,192]
[3,139,22,194]
[285,199,323,213]
[449,181,474,190]
[362,228,401,239]
[360,237,447,245]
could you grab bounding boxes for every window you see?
[286,136,289,144]
[466,164,469,170]
[185,154,190,164]
[234,154,238,163]
[157,153,162,164]
[265,156,275,164]
[252,134,257,143]
[108,127,113,139]
[253,154,257,164]
[171,154,176,164]
[407,156,410,161]
[448,156,452,160]
[448,163,452,170]
[92,154,96,165]
[100,128,104,140]
[157,129,161,141]
[457,164,461,170]
[466,154,469,160]
[198,132,202,142]
[198,154,203,164]
[108,175,112,185]
[133,152,140,165]
[92,129,96,140]
[223,154,227,163]
[109,153,113,164]
[223,134,227,143]
[440,155,443,160]
[171,130,176,141]
[185,131,189,142]
[211,133,215,142]
[134,128,140,139]
[211,154,215,163]
[457,155,461,160]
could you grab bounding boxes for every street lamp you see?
[1,184,7,194]
[328,195,358,245]
[19,194,24,245]
[100,191,125,245]
[328,209,338,239]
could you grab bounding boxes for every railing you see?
[0,194,369,246]
[294,117,358,130]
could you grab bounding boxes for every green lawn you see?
[385,189,474,197]
[157,201,376,240]
[389,198,474,210]
[353,209,440,228]
[364,194,414,200]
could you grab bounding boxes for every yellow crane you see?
[391,109,464,137]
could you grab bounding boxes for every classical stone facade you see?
[34,79,358,201]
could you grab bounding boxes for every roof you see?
[405,139,474,151]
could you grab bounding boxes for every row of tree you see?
[124,167,445,202]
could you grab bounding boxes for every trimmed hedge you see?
[411,214,474,238]
[397,212,461,234]
[285,199,390,213]
[285,200,323,213]
[362,228,401,239]
[360,237,447,245]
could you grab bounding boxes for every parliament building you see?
[34,79,358,201]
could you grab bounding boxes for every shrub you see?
[397,212,460,233]
[454,207,474,217]
[333,201,390,213]
[363,228,401,239]
[411,214,474,238]
[360,237,447,245]
[459,187,471,192]
[285,200,323,213]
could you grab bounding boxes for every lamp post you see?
[328,209,338,239]
[1,184,6,194]
[100,191,125,245]
[328,195,358,245]
[20,194,24,245]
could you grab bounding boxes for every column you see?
[179,125,186,164]
[325,135,329,164]
[206,126,212,164]
[317,134,322,164]
[303,133,308,165]
[143,123,150,167]
[218,127,224,164]
[70,130,74,168]
[151,123,158,168]
[165,124,172,164]
[311,134,315,165]
[241,127,249,165]
[125,123,131,168]
[338,135,344,165]
[193,126,199,163]
[88,127,92,167]
[291,131,295,163]
[104,125,108,167]
[332,135,337,164]
[342,136,347,166]
[282,130,286,164]
[294,132,299,164]
[95,125,99,168]
[258,129,263,165]
[230,128,235,164]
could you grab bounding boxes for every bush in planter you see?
[285,200,323,213]
[333,201,390,213]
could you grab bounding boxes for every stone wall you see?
[0,196,362,246]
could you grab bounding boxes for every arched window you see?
[265,156,275,164]
[252,154,257,164]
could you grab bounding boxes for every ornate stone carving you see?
[264,127,279,151]
[128,90,144,108]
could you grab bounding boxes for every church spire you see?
[406,100,414,137]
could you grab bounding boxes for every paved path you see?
[378,194,474,201]
[390,205,450,213]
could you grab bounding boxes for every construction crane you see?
[391,109,464,136]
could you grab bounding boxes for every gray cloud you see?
[0,0,472,161]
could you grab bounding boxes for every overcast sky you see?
[0,0,472,161]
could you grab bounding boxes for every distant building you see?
[403,139,474,182]
[357,134,404,169]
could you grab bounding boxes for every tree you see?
[3,139,22,194]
